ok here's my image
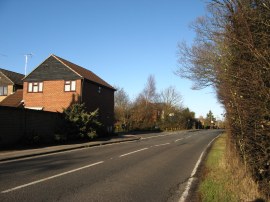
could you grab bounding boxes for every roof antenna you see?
[24,53,33,76]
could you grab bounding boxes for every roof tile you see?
[0,89,23,107]
[52,55,115,90]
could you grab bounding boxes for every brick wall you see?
[0,95,5,102]
[7,85,13,96]
[22,78,115,134]
[82,80,114,132]
[0,106,61,147]
[23,79,81,112]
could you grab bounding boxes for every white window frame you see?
[64,80,76,92]
[0,85,8,96]
[28,82,43,93]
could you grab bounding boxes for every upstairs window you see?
[64,81,76,92]
[98,86,102,93]
[0,86,7,96]
[28,82,43,93]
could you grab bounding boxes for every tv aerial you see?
[24,53,33,76]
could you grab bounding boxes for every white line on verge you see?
[179,135,220,202]
[119,148,148,157]
[1,161,104,194]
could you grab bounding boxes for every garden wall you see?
[0,106,62,147]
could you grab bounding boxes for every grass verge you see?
[199,133,266,202]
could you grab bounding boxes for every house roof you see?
[0,68,24,85]
[52,55,116,91]
[0,89,23,107]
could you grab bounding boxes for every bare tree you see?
[114,86,130,130]
[141,74,158,103]
[160,86,183,108]
[129,75,158,130]
[114,87,130,110]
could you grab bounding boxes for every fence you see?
[0,106,62,147]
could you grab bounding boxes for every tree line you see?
[177,0,270,197]
[114,75,200,132]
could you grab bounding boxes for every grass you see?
[199,134,265,202]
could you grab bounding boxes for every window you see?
[64,81,76,92]
[28,82,43,93]
[98,86,102,93]
[0,86,7,96]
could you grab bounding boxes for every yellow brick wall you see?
[0,85,14,102]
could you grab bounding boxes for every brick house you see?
[0,68,24,102]
[23,54,116,132]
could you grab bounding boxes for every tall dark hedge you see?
[178,0,270,197]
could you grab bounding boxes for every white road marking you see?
[0,140,135,164]
[179,135,220,202]
[141,133,174,140]
[1,161,104,194]
[154,143,170,147]
[175,138,184,142]
[119,148,148,157]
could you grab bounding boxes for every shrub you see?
[59,103,101,141]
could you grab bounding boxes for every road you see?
[0,130,222,202]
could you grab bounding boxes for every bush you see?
[56,103,101,142]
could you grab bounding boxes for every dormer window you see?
[64,81,76,92]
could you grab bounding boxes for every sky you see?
[0,0,224,119]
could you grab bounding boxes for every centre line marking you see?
[119,148,148,157]
[141,133,172,140]
[175,138,184,142]
[154,143,170,147]
[1,161,104,194]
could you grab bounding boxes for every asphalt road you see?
[0,130,222,202]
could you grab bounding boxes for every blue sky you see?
[0,0,224,118]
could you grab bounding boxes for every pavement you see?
[0,134,141,162]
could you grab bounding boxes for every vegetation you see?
[199,134,263,201]
[114,86,130,131]
[114,75,198,132]
[203,110,216,129]
[55,103,101,142]
[178,0,270,198]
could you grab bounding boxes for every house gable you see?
[0,68,24,85]
[23,55,82,82]
[0,71,13,86]
[53,55,116,91]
